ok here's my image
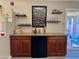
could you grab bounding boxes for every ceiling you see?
[33,0,79,2]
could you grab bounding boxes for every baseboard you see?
[8,56,11,59]
[0,55,11,59]
[67,48,79,51]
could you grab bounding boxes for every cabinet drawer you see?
[10,36,31,40]
[48,39,56,43]
[48,36,66,40]
[56,52,66,56]
[26,36,31,39]
[57,39,66,42]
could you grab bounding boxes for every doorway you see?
[66,9,79,50]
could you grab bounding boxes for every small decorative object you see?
[14,26,22,34]
[33,28,37,34]
[10,1,14,6]
[51,9,63,14]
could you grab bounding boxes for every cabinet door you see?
[56,39,67,56]
[11,39,23,56]
[10,36,31,57]
[22,39,31,56]
[48,39,56,56]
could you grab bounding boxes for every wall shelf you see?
[51,9,63,14]
[17,24,32,27]
[52,12,62,14]
[15,14,27,17]
[46,21,61,23]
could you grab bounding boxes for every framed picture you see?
[32,6,47,27]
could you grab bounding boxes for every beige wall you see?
[0,7,2,32]
[14,0,79,34]
[0,0,79,59]
[0,0,14,59]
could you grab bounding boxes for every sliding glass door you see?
[72,16,79,48]
[66,9,79,50]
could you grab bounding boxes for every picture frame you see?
[32,6,47,27]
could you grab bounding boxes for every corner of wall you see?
[8,55,11,59]
[0,55,11,59]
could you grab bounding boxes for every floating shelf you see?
[15,14,27,17]
[17,24,32,27]
[52,12,63,14]
[51,9,63,14]
[46,21,61,23]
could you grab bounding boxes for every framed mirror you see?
[32,6,47,27]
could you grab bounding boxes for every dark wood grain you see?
[10,36,31,57]
[10,35,67,57]
[48,36,67,56]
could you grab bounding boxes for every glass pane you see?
[66,16,72,49]
[72,16,79,48]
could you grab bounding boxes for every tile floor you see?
[12,50,79,59]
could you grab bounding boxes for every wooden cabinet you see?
[10,35,67,57]
[10,36,31,57]
[48,39,56,56]
[56,38,66,56]
[48,36,67,56]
